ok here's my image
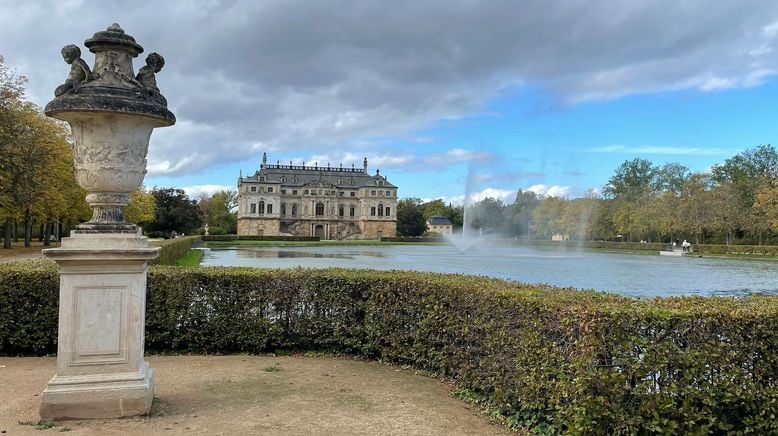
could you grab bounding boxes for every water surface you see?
[200,244,778,297]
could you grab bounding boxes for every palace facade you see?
[237,153,397,239]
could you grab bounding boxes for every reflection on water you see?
[200,244,778,298]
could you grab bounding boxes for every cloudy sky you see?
[2,1,778,204]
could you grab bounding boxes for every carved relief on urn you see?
[45,23,175,232]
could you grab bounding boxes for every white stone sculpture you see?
[40,24,175,420]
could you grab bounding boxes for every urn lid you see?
[45,23,175,126]
[84,23,143,56]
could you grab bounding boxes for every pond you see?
[199,243,778,298]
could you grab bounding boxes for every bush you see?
[381,236,444,243]
[145,230,168,239]
[1,263,776,434]
[150,235,200,265]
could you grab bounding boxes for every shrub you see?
[150,235,200,265]
[1,263,776,434]
[381,236,444,243]
[145,230,168,239]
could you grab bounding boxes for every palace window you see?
[260,176,265,182]
[370,206,376,216]
[267,204,273,214]
[371,190,376,196]
[304,189,309,195]
[280,177,286,183]
[385,207,391,216]
[292,204,297,216]
[292,190,298,195]
[250,186,257,192]
[315,202,324,216]
[339,191,344,196]
[281,189,286,194]
[378,204,384,216]
[258,201,265,214]
[339,206,344,217]
[250,203,256,214]
[350,192,355,197]
[349,179,354,185]
[292,176,298,183]
[268,187,273,193]
[281,203,286,216]
[349,206,355,217]
[386,190,391,196]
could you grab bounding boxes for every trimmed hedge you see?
[1,262,776,434]
[202,235,319,242]
[381,236,445,243]
[519,239,778,256]
[150,235,200,265]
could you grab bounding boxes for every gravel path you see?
[0,355,511,435]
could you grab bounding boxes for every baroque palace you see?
[237,153,398,239]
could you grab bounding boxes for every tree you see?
[125,187,157,227]
[145,188,202,237]
[532,196,565,239]
[677,174,712,244]
[396,198,426,236]
[466,197,506,234]
[1,103,76,247]
[712,145,778,243]
[1,56,29,248]
[507,190,540,239]
[420,199,446,219]
[1,56,89,248]
[603,158,659,201]
[199,190,237,234]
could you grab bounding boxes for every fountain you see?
[443,162,488,252]
[39,24,174,419]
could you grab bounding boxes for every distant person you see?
[682,239,691,253]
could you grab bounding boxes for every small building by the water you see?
[237,153,397,240]
[427,215,453,235]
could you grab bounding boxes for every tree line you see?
[4,55,778,246]
[398,145,778,246]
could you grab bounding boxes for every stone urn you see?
[39,24,174,420]
[45,23,175,232]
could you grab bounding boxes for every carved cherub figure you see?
[136,52,164,92]
[54,44,93,96]
[136,52,166,105]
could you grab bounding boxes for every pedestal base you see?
[41,231,159,420]
[40,363,154,420]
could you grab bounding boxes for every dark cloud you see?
[2,0,777,177]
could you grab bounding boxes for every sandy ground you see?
[0,355,511,436]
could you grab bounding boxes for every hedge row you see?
[518,239,778,255]
[1,262,776,434]
[202,235,319,242]
[149,235,200,265]
[380,236,445,243]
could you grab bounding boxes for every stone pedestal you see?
[40,232,160,420]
